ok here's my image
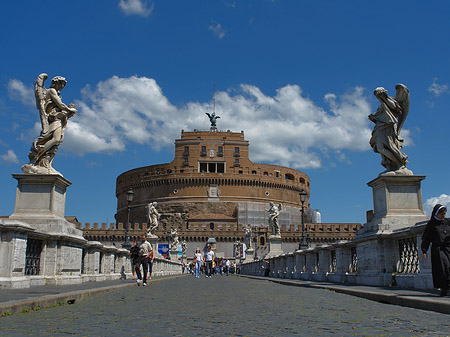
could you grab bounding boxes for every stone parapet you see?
[241,222,433,290]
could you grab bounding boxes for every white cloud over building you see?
[58,76,375,169]
[0,150,19,164]
[7,79,34,107]
[424,194,450,217]
[209,23,227,39]
[118,0,154,17]
[428,78,449,97]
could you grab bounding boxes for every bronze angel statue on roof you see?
[206,112,220,128]
[22,73,78,176]
[368,83,412,175]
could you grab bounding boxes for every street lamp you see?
[299,189,308,250]
[123,187,134,249]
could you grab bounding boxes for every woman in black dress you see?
[421,204,450,296]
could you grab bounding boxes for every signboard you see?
[158,244,169,258]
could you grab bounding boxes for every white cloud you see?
[61,76,374,169]
[118,0,154,17]
[209,23,226,39]
[424,194,450,217]
[7,79,34,107]
[1,150,19,164]
[428,78,449,97]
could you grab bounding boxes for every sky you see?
[0,0,449,225]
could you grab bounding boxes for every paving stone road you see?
[1,275,449,337]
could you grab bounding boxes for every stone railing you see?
[241,222,433,290]
[0,219,183,289]
[81,241,182,283]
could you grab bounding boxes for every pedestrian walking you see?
[225,258,230,276]
[130,240,141,280]
[138,234,153,286]
[204,245,214,278]
[194,248,203,278]
[218,258,223,276]
[421,204,450,296]
[262,259,270,276]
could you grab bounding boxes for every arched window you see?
[285,173,295,180]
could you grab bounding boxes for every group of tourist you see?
[130,234,154,286]
[190,245,235,278]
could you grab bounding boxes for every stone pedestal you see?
[169,250,179,261]
[11,174,70,219]
[9,174,82,237]
[265,235,283,258]
[147,235,162,258]
[357,175,428,236]
[1,173,86,288]
[245,248,255,262]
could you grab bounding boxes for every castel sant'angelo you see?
[82,118,361,259]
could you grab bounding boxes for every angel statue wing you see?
[394,83,410,134]
[205,112,212,119]
[278,203,283,212]
[35,73,49,134]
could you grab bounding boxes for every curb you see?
[0,275,184,317]
[239,275,450,315]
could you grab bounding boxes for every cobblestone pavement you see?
[1,275,449,337]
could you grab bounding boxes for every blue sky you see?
[1,0,449,225]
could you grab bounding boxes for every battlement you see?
[79,222,360,233]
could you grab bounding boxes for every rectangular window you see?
[199,162,225,173]
[200,162,207,172]
[235,158,240,164]
[275,171,279,178]
[184,146,189,153]
[218,146,223,153]
[235,147,239,153]
[201,146,206,152]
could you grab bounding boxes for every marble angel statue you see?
[147,202,160,236]
[267,202,282,236]
[244,226,252,250]
[22,73,78,176]
[368,84,411,175]
[169,228,179,251]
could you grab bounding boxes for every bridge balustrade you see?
[241,222,433,290]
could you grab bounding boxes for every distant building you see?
[82,128,361,258]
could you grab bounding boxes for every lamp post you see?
[122,187,134,249]
[299,189,308,250]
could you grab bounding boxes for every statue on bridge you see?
[22,73,78,176]
[181,240,187,256]
[368,84,412,175]
[244,226,252,250]
[267,202,282,236]
[147,202,160,236]
[168,228,179,251]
